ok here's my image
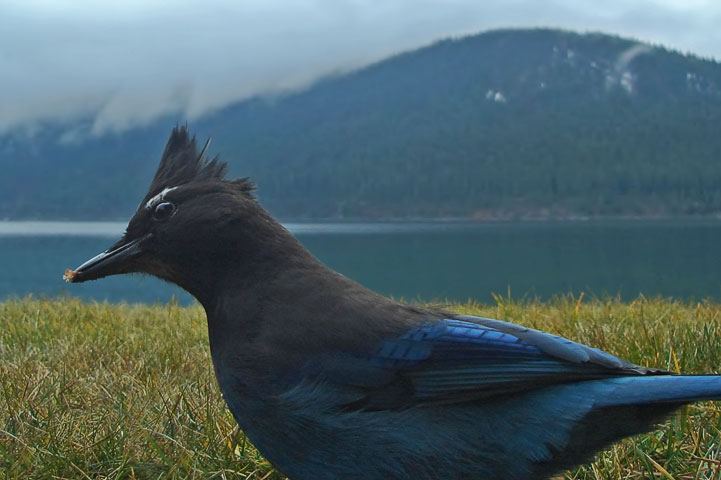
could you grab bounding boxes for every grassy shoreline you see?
[2,296,721,479]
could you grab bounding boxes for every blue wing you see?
[326,315,662,410]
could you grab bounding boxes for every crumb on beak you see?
[63,269,78,283]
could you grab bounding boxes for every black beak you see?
[64,235,150,283]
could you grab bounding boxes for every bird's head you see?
[64,126,290,302]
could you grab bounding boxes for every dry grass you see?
[2,295,721,479]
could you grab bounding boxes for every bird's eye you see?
[153,202,176,221]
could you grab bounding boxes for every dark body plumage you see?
[68,127,721,479]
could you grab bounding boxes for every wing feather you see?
[331,316,666,409]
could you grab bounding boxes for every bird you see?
[65,125,721,480]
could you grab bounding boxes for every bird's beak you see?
[64,235,149,283]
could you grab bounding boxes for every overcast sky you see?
[2,0,721,136]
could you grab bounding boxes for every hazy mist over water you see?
[2,220,720,305]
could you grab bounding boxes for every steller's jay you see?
[65,126,721,479]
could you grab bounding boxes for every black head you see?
[65,126,295,303]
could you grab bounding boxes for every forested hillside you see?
[2,28,721,219]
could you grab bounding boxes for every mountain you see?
[3,28,721,220]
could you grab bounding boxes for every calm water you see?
[1,220,720,305]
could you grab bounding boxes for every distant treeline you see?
[2,29,721,219]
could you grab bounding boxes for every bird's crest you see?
[142,125,254,206]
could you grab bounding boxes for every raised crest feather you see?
[142,125,254,207]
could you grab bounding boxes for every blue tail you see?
[529,375,721,478]
[594,375,721,408]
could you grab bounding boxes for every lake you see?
[1,220,720,305]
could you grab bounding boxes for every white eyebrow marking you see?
[145,186,179,209]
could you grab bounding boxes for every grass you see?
[1,295,721,479]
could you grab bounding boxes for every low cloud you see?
[2,0,721,136]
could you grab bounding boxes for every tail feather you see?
[531,375,721,478]
[594,375,721,408]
